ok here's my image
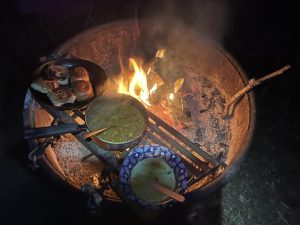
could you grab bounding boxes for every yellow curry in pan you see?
[88,102,146,143]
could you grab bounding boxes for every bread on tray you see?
[47,86,76,107]
[31,77,59,93]
[71,80,94,101]
[70,67,90,83]
[32,63,94,107]
[46,64,70,85]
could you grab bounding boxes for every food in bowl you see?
[130,158,176,203]
[119,145,188,209]
[88,102,146,143]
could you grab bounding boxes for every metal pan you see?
[86,94,149,151]
[30,58,107,110]
[24,93,149,151]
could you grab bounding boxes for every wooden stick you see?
[223,65,291,119]
[151,182,185,202]
[82,126,113,139]
[132,173,185,202]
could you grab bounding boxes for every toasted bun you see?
[70,67,90,83]
[46,64,69,79]
[31,77,59,93]
[47,86,76,107]
[72,80,94,101]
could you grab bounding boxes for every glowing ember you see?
[155,48,166,58]
[169,93,174,100]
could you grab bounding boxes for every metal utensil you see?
[24,93,149,151]
[30,58,107,110]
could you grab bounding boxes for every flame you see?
[169,93,174,100]
[116,48,166,106]
[156,48,166,58]
[117,58,151,106]
[116,76,128,94]
[149,83,158,95]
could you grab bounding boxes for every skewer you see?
[82,126,113,139]
[80,126,114,162]
[150,182,185,202]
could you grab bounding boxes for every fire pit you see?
[23,20,255,209]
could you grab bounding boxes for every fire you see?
[155,48,166,58]
[117,57,151,106]
[169,93,174,100]
[116,48,166,106]
[149,83,158,95]
[128,58,150,105]
[117,76,127,94]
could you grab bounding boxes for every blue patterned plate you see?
[119,145,188,209]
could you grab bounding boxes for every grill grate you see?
[40,102,226,188]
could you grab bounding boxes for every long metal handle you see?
[24,123,86,139]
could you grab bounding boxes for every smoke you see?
[139,0,229,43]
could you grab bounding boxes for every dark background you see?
[0,0,299,224]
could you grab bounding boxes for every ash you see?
[179,75,231,162]
[51,135,104,187]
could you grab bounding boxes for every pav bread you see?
[71,80,94,101]
[70,67,90,83]
[47,86,76,107]
[46,64,70,85]
[31,77,59,93]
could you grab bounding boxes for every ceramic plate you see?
[119,145,188,209]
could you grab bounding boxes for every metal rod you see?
[188,165,223,186]
[148,111,219,166]
[42,105,119,170]
[148,123,210,172]
[146,131,204,178]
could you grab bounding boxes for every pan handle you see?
[24,123,87,139]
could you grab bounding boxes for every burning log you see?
[146,70,165,92]
[149,78,184,105]
[163,92,192,128]
[148,77,191,128]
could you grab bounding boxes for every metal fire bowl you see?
[54,20,255,196]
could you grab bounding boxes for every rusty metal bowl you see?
[24,20,255,201]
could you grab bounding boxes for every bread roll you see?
[47,86,76,107]
[72,80,94,101]
[44,64,70,85]
[31,77,59,93]
[70,67,90,83]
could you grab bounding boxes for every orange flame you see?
[156,48,166,58]
[117,58,151,106]
[117,49,166,106]
[128,58,151,105]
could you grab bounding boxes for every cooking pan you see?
[24,93,149,151]
[30,58,107,110]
